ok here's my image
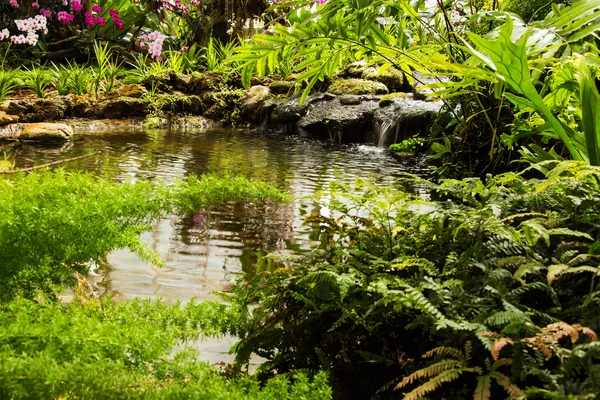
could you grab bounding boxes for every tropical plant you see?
[23,66,51,98]
[0,69,19,101]
[0,296,331,399]
[228,160,600,399]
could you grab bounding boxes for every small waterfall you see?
[375,119,397,147]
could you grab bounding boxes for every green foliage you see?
[0,69,18,101]
[0,169,287,302]
[23,66,51,98]
[229,161,600,399]
[389,137,425,153]
[0,297,331,399]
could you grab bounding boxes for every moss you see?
[328,79,388,95]
[269,80,295,95]
[362,67,406,92]
[379,92,411,107]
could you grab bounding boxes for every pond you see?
[8,127,427,363]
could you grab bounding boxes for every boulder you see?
[19,123,73,141]
[379,92,411,107]
[269,80,295,95]
[2,97,72,122]
[0,111,18,126]
[29,97,72,122]
[343,61,368,78]
[107,84,148,99]
[327,79,388,96]
[297,97,381,142]
[241,85,270,121]
[373,97,443,145]
[95,97,150,119]
[362,66,408,92]
[269,93,329,124]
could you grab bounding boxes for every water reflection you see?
[8,128,428,302]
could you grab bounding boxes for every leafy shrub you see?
[229,161,600,399]
[389,137,425,153]
[0,297,331,399]
[0,169,287,301]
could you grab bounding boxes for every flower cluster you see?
[11,15,47,46]
[2,1,124,47]
[71,0,83,12]
[57,11,74,25]
[140,30,166,60]
[158,0,200,14]
[39,8,52,19]
[108,8,124,29]
[87,5,107,27]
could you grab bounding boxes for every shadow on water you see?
[7,127,429,303]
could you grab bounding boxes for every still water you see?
[11,127,426,302]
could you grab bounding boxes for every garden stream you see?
[9,127,427,365]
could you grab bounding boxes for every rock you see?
[29,97,72,122]
[269,93,329,124]
[241,85,270,121]
[269,80,295,95]
[3,100,32,117]
[339,95,367,106]
[71,99,94,117]
[19,123,73,141]
[0,111,18,126]
[170,73,191,92]
[362,66,408,92]
[373,97,443,146]
[156,94,203,114]
[95,97,150,119]
[107,84,148,99]
[142,72,172,92]
[327,79,388,96]
[187,72,224,94]
[343,61,368,78]
[379,92,411,107]
[297,96,381,142]
[201,89,245,122]
[2,97,72,122]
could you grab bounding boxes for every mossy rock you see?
[144,116,170,129]
[379,92,411,107]
[328,79,388,96]
[142,72,172,92]
[343,61,368,78]
[362,67,407,92]
[269,81,295,95]
[96,97,150,119]
[107,84,148,99]
[0,111,18,126]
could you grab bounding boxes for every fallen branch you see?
[0,151,99,174]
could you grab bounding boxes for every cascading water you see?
[373,96,444,147]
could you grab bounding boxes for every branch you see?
[0,151,99,174]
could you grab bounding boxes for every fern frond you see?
[489,371,524,398]
[422,346,464,360]
[399,369,467,399]
[513,261,545,284]
[492,358,513,370]
[395,359,464,388]
[491,338,514,360]
[486,311,528,327]
[473,375,491,400]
